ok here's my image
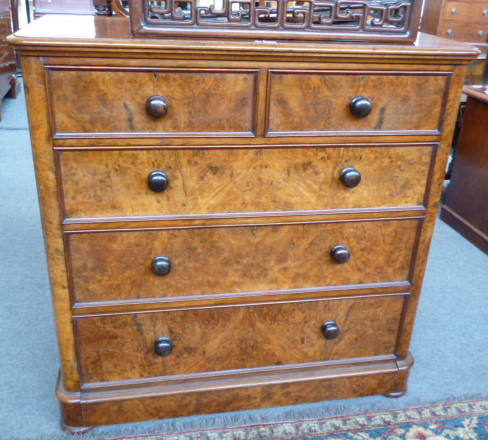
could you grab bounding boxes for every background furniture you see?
[0,0,19,119]
[421,0,488,84]
[9,14,478,433]
[441,85,488,253]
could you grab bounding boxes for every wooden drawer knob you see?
[349,96,372,118]
[321,321,341,340]
[152,256,171,276]
[340,167,362,188]
[330,244,351,264]
[148,170,169,193]
[154,337,173,356]
[146,95,169,119]
[450,7,457,14]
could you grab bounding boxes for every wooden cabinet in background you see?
[421,0,488,83]
[441,86,488,253]
[8,15,478,433]
[0,0,19,119]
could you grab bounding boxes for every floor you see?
[0,87,487,440]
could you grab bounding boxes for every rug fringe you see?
[15,394,487,440]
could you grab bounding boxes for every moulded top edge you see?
[8,15,480,62]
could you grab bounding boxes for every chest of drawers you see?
[421,0,488,84]
[8,15,478,433]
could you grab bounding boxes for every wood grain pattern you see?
[75,295,405,383]
[267,71,449,135]
[47,68,257,135]
[394,64,469,359]
[58,146,434,220]
[67,219,420,304]
[20,57,81,391]
[8,14,478,430]
[80,363,399,426]
[62,210,426,232]
[72,283,411,315]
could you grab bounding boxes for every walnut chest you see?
[8,15,478,432]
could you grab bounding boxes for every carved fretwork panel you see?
[129,0,420,41]
[146,0,411,31]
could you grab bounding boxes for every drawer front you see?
[47,68,257,136]
[440,21,488,42]
[75,295,405,383]
[267,71,449,135]
[58,146,433,220]
[442,2,488,22]
[68,219,420,304]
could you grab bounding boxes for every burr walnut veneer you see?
[8,15,478,432]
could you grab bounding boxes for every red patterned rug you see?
[102,400,488,440]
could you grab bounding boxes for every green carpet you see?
[100,400,488,440]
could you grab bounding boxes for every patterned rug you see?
[104,400,488,440]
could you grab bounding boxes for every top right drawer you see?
[443,1,488,22]
[267,71,451,136]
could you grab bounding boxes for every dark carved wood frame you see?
[120,0,424,43]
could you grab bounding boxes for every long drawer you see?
[58,145,433,220]
[440,21,488,42]
[74,295,405,384]
[66,218,420,304]
[46,68,257,136]
[267,70,450,135]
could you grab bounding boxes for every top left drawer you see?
[46,68,257,137]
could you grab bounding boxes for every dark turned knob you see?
[350,96,372,118]
[152,256,171,276]
[340,167,362,188]
[330,245,351,264]
[154,337,173,356]
[321,321,341,340]
[148,170,169,193]
[146,95,169,119]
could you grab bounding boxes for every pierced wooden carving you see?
[129,0,421,42]
[146,0,411,32]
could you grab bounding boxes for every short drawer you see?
[58,145,434,220]
[440,21,488,42]
[442,1,488,22]
[67,218,420,304]
[46,68,257,136]
[267,71,450,135]
[75,295,405,383]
